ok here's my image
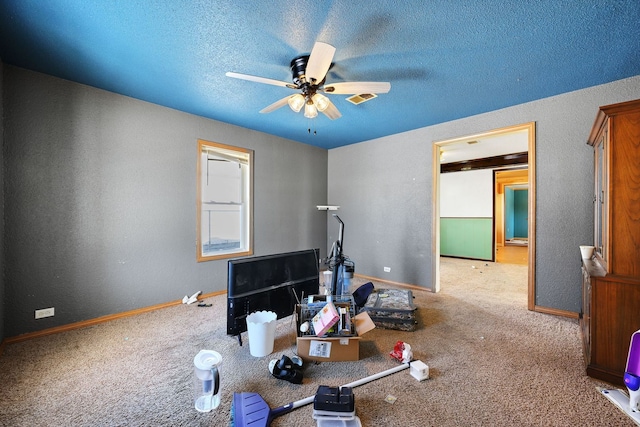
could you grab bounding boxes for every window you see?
[197,139,253,262]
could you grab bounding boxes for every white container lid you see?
[194,350,222,370]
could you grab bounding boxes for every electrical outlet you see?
[35,307,55,319]
[384,267,391,272]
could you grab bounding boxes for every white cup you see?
[580,245,595,259]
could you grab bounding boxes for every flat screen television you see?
[227,248,320,345]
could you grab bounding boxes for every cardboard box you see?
[296,296,375,362]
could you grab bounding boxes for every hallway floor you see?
[496,244,528,265]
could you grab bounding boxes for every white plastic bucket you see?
[246,311,277,357]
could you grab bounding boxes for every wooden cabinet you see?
[581,99,640,386]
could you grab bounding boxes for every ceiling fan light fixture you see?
[312,93,330,112]
[226,41,390,122]
[288,94,305,112]
[304,101,318,118]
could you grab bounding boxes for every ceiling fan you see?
[226,42,391,120]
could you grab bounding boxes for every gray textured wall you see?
[2,66,328,338]
[328,75,640,313]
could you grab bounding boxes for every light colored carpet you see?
[0,257,633,426]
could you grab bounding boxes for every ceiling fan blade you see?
[226,72,297,89]
[305,42,336,85]
[259,95,292,114]
[323,81,391,94]
[321,99,342,120]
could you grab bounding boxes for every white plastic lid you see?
[194,350,222,370]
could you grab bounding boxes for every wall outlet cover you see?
[35,307,55,319]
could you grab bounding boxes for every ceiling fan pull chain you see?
[308,118,317,135]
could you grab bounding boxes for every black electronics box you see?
[313,386,355,413]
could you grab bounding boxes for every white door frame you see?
[432,122,536,310]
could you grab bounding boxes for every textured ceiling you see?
[1,1,639,149]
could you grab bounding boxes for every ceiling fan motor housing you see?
[290,55,326,95]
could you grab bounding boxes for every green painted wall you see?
[514,189,528,237]
[505,188,515,240]
[440,217,493,260]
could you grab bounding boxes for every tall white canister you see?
[193,350,222,412]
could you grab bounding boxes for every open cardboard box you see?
[295,296,376,362]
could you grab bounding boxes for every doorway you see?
[495,168,529,265]
[432,122,536,310]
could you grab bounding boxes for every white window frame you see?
[197,139,253,262]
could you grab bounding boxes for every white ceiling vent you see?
[346,93,378,105]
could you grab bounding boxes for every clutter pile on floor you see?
[221,215,432,425]
[229,347,427,427]
[225,276,424,425]
[193,278,425,425]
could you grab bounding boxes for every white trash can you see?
[246,311,277,357]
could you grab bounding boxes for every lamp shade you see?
[288,94,305,112]
[304,102,318,118]
[312,93,330,112]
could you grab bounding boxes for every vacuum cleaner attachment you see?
[268,355,304,384]
[625,329,640,412]
[599,388,640,426]
[313,386,360,427]
[230,362,417,427]
[314,386,355,413]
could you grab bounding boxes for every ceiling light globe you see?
[288,94,305,112]
[312,93,330,112]
[304,102,318,118]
